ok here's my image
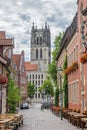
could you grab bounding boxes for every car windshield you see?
[23,103,28,106]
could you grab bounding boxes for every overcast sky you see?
[0,0,77,61]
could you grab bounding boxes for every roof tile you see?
[25,62,38,71]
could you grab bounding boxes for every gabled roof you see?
[0,39,13,46]
[0,31,13,46]
[12,54,21,69]
[25,62,38,71]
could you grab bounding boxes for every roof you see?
[0,39,13,46]
[56,13,77,60]
[0,31,5,39]
[0,31,13,46]
[25,62,38,71]
[12,54,21,69]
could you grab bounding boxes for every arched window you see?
[40,37,42,45]
[37,37,39,45]
[40,48,42,59]
[36,49,38,59]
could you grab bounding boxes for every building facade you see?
[27,23,51,102]
[12,51,28,103]
[56,0,87,112]
[0,31,14,113]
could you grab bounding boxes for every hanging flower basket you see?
[80,53,87,64]
[0,75,8,85]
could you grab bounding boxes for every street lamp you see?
[42,89,45,102]
[57,66,63,120]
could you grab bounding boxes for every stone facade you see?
[29,23,51,102]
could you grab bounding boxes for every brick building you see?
[12,51,28,103]
[56,0,87,112]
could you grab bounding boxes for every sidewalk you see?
[19,104,85,130]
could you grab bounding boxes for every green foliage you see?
[7,76,21,113]
[63,56,68,108]
[48,32,64,86]
[54,87,59,106]
[52,33,64,61]
[28,82,35,99]
[48,61,57,85]
[40,76,54,97]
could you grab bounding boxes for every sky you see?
[0,0,77,61]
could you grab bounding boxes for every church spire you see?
[45,22,47,29]
[32,22,34,30]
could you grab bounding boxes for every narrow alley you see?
[18,103,84,130]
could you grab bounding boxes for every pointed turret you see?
[32,22,34,31]
[45,22,47,29]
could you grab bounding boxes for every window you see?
[33,74,34,79]
[41,74,43,79]
[40,48,42,59]
[36,87,37,91]
[33,81,34,85]
[36,49,38,59]
[38,74,40,79]
[41,80,43,84]
[38,81,40,85]
[36,81,37,85]
[75,45,78,62]
[37,37,39,45]
[74,48,75,62]
[40,37,42,45]
[38,93,40,98]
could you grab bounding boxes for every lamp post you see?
[42,89,45,102]
[57,66,63,120]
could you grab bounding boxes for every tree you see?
[48,32,64,86]
[63,56,68,108]
[54,87,59,106]
[39,76,54,100]
[48,32,64,106]
[7,76,21,113]
[28,82,35,103]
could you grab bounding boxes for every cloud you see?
[0,0,77,61]
[19,13,31,22]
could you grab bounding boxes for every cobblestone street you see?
[18,103,85,130]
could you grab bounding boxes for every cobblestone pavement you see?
[18,103,85,130]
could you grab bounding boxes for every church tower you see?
[30,22,51,72]
[29,22,51,102]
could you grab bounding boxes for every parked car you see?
[20,103,29,109]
